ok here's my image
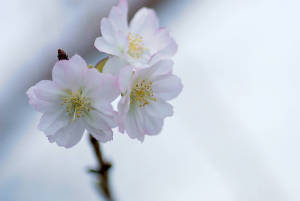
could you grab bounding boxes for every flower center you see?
[130,80,157,107]
[127,33,146,59]
[62,88,92,122]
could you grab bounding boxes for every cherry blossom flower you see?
[117,60,182,141]
[94,0,177,74]
[27,55,119,148]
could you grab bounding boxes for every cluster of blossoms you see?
[27,0,182,148]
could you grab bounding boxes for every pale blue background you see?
[1,0,300,200]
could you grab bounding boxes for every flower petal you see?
[142,113,163,135]
[96,73,119,102]
[124,108,145,142]
[94,37,120,56]
[103,56,128,75]
[101,18,117,45]
[85,110,115,131]
[117,94,130,133]
[149,38,177,65]
[38,109,70,136]
[52,55,88,90]
[84,70,119,102]
[152,74,183,101]
[144,28,171,53]
[48,121,85,148]
[27,86,58,113]
[87,126,113,143]
[117,66,134,93]
[143,99,173,119]
[32,80,62,103]
[108,0,128,32]
[130,8,159,37]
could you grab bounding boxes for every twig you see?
[89,134,114,201]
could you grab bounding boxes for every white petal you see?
[103,56,128,75]
[94,37,120,55]
[52,60,70,88]
[101,18,117,44]
[117,66,134,93]
[87,126,113,143]
[52,55,88,90]
[130,60,172,81]
[142,113,163,135]
[149,38,178,65]
[152,74,183,101]
[69,55,88,71]
[130,8,159,37]
[143,99,173,119]
[27,86,58,113]
[141,60,173,79]
[144,28,170,53]
[84,70,119,102]
[38,109,70,136]
[32,80,62,103]
[94,108,117,128]
[108,1,128,32]
[117,94,130,133]
[124,108,145,141]
[96,73,119,101]
[48,121,85,148]
[85,110,115,131]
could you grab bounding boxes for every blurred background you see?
[1,0,300,200]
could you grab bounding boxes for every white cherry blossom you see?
[95,0,177,74]
[27,55,119,148]
[117,60,182,141]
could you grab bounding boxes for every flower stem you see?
[89,134,114,201]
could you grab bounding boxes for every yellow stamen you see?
[62,88,92,122]
[130,80,157,107]
[127,33,147,59]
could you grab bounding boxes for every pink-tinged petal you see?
[94,37,120,55]
[136,60,173,80]
[118,0,128,14]
[32,80,62,103]
[48,121,85,148]
[38,109,70,136]
[108,0,128,32]
[69,54,88,71]
[93,101,117,117]
[52,55,88,90]
[149,38,177,65]
[87,126,113,143]
[142,113,163,135]
[144,28,171,52]
[143,99,173,119]
[101,18,116,44]
[97,73,119,101]
[117,66,134,93]
[152,74,183,101]
[103,56,128,75]
[27,86,58,113]
[85,110,115,131]
[130,8,159,37]
[52,60,70,88]
[151,60,173,76]
[84,70,119,102]
[124,109,145,142]
[94,108,117,128]
[117,94,130,133]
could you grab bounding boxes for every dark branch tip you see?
[57,49,69,60]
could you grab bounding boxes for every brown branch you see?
[89,135,114,201]
[57,49,69,60]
